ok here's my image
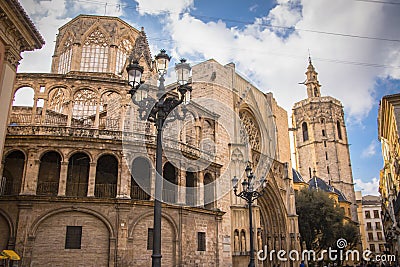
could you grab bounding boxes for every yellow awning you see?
[1,250,20,260]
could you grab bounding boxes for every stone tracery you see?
[239,110,261,152]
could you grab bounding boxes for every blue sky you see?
[17,0,400,195]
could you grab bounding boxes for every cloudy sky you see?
[17,0,400,195]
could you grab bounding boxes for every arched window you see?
[46,88,69,126]
[80,28,109,72]
[337,120,342,140]
[9,87,35,125]
[186,170,197,206]
[201,120,215,154]
[115,39,133,75]
[48,88,69,114]
[204,173,215,209]
[95,155,118,198]
[131,157,151,200]
[239,110,261,152]
[1,150,25,195]
[99,91,121,130]
[72,89,97,127]
[57,35,73,74]
[302,122,309,142]
[163,162,177,203]
[37,151,61,196]
[66,153,89,197]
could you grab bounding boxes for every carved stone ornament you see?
[239,110,261,152]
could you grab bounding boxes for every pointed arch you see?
[80,26,110,72]
[115,37,134,75]
[57,31,74,74]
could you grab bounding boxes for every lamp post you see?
[127,49,192,267]
[232,165,265,267]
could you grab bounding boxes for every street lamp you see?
[127,49,192,267]
[232,164,265,267]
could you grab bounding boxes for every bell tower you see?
[292,58,358,221]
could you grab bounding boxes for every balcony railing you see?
[95,183,117,198]
[99,118,119,130]
[162,189,177,204]
[0,180,21,196]
[37,181,59,196]
[66,183,88,197]
[131,185,150,200]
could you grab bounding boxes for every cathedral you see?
[0,15,301,266]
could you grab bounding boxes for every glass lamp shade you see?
[232,176,239,189]
[155,49,171,74]
[126,60,144,88]
[245,165,252,178]
[175,58,191,85]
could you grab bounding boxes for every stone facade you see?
[292,57,358,222]
[0,15,300,266]
[356,193,386,255]
[378,93,400,258]
[0,0,44,165]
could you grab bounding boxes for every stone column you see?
[67,100,73,127]
[195,118,202,148]
[15,203,33,267]
[70,43,81,71]
[21,148,39,195]
[117,155,130,199]
[87,162,97,197]
[0,48,20,164]
[198,171,204,207]
[119,104,127,132]
[58,161,68,196]
[177,167,186,204]
[40,98,48,124]
[108,45,117,74]
[94,98,101,129]
[31,96,38,124]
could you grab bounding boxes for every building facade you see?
[0,0,44,164]
[378,93,400,259]
[0,15,300,266]
[291,57,358,222]
[356,194,386,255]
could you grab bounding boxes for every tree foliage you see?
[295,188,359,253]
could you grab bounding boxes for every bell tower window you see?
[337,121,342,140]
[302,122,309,142]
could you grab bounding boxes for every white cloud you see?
[133,0,399,123]
[361,140,379,158]
[354,178,379,196]
[135,0,193,16]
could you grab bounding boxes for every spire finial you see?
[308,49,312,64]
